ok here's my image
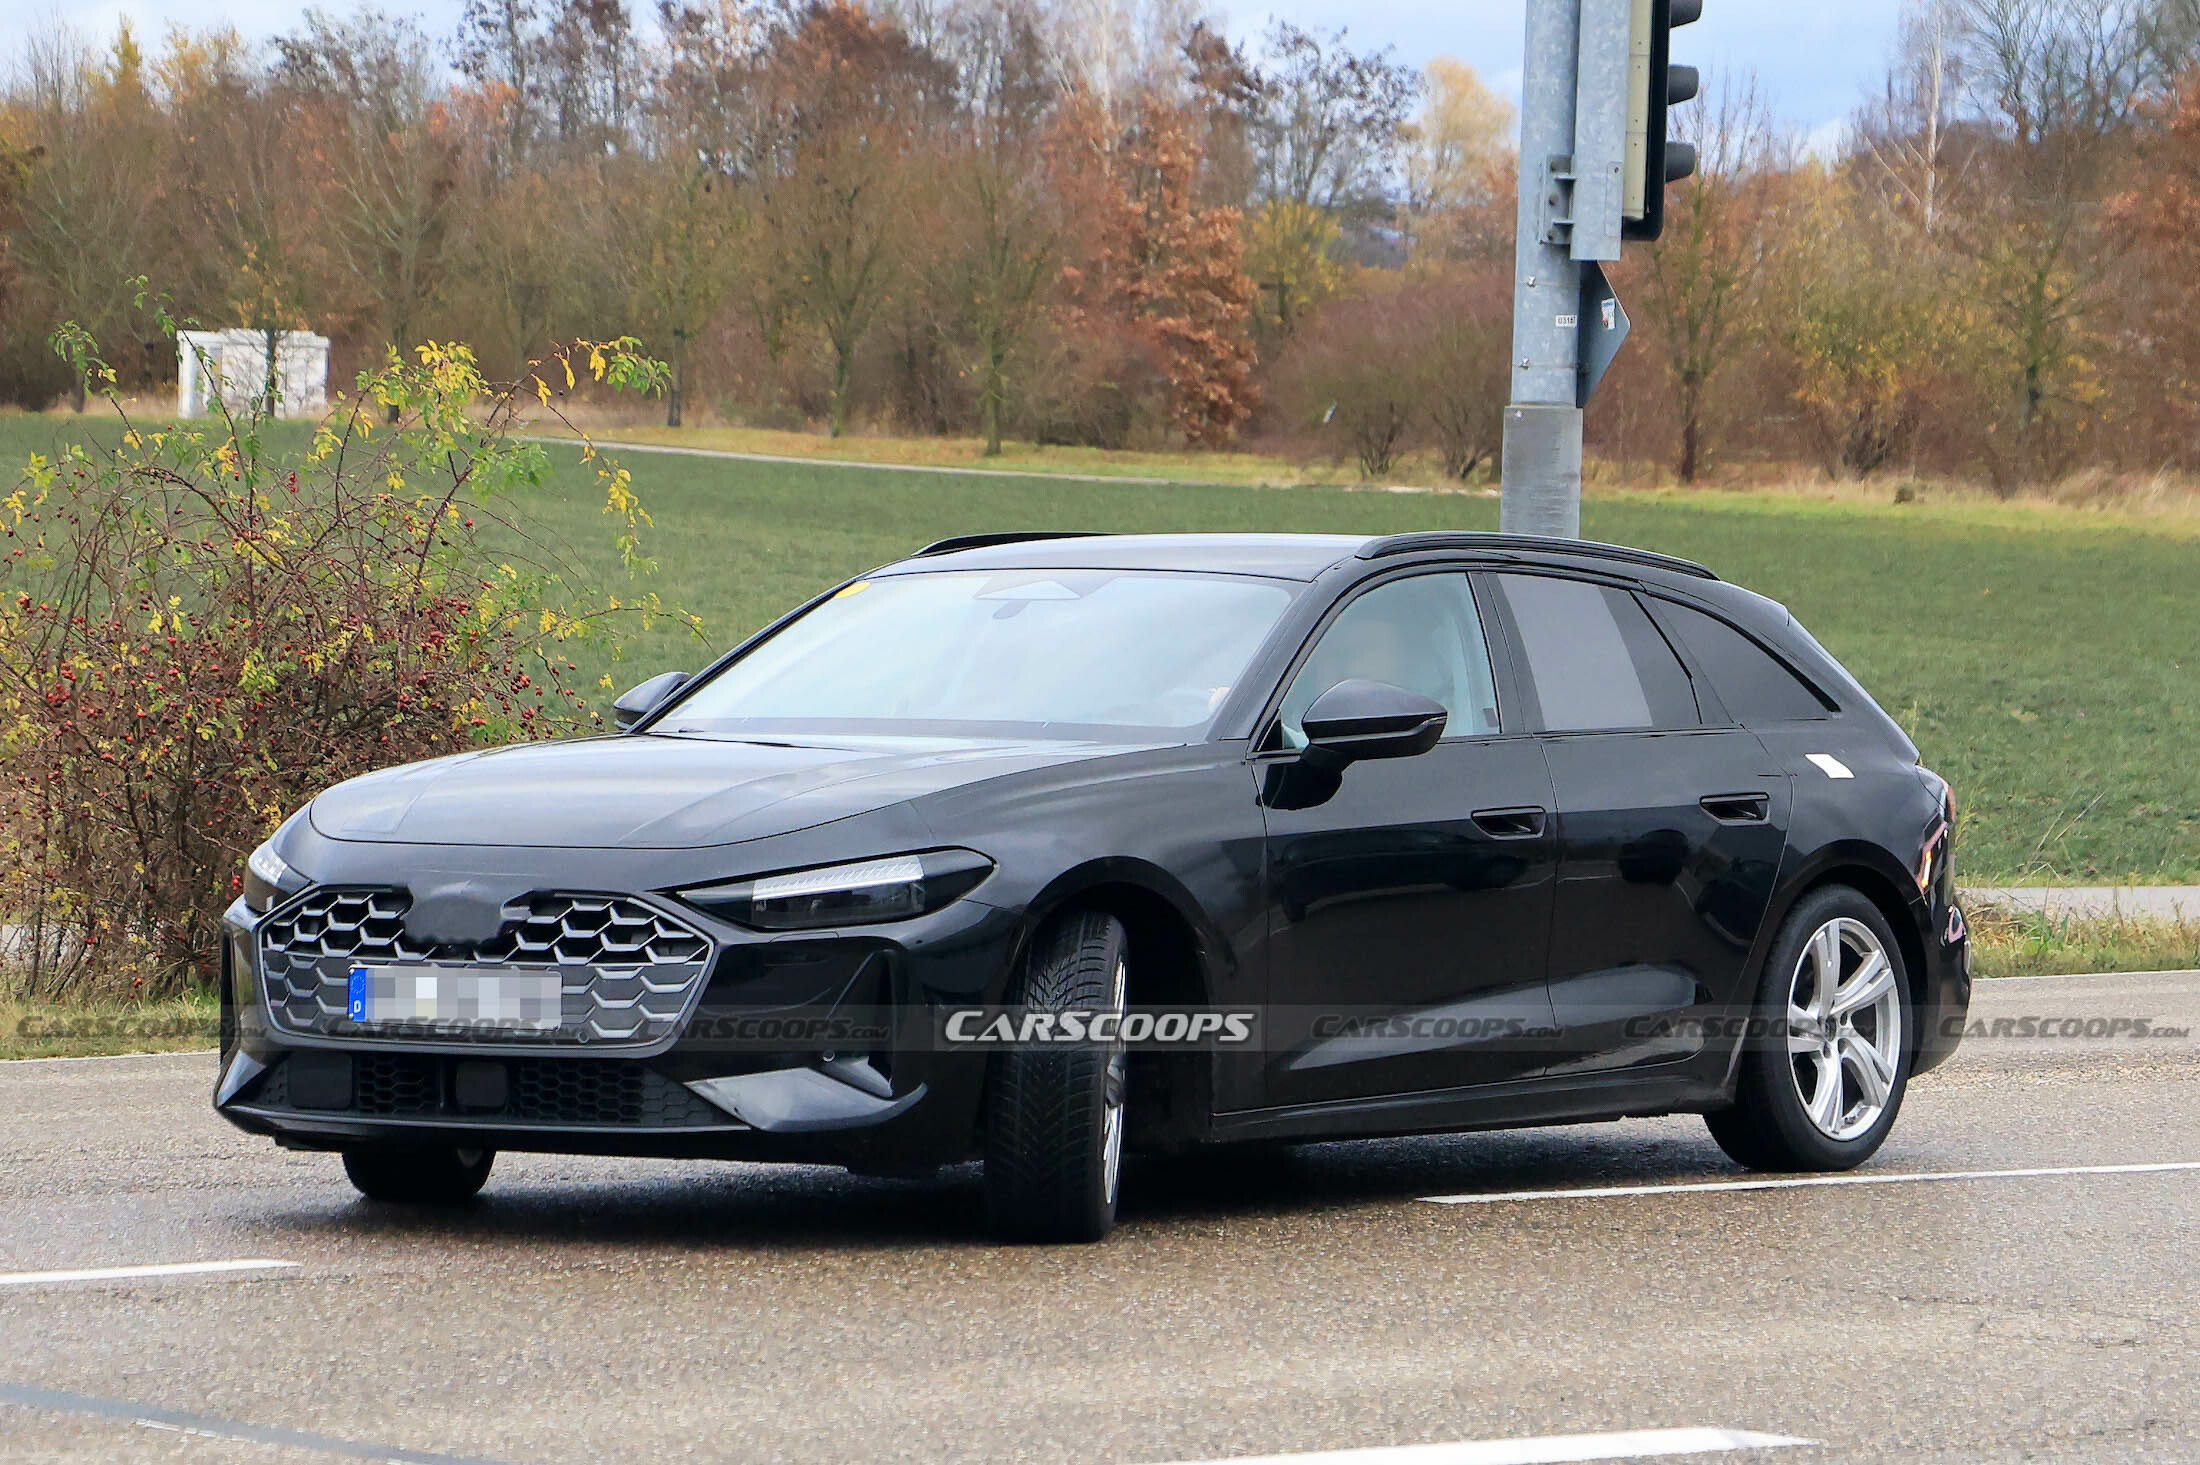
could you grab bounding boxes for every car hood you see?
[307,733,1148,849]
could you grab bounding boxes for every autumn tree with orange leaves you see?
[1051,92,1259,448]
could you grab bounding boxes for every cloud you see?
[1801,115,1853,163]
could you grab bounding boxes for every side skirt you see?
[1206,1067,1732,1147]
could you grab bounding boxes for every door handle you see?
[1472,807,1547,839]
[1700,793,1772,825]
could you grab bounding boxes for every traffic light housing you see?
[1622,0,1701,241]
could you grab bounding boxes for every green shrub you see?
[0,315,689,998]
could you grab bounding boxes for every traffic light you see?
[1622,0,1702,241]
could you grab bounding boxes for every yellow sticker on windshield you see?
[834,581,870,599]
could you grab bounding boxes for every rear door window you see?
[1491,574,1698,733]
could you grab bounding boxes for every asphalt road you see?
[2,970,2195,1465]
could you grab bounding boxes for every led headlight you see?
[242,839,309,914]
[680,849,994,931]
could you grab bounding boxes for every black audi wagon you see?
[216,532,1970,1241]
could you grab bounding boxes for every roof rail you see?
[1356,532,1717,581]
[912,531,1113,559]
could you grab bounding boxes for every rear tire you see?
[982,910,1130,1244]
[1707,886,1913,1173]
[342,1145,495,1204]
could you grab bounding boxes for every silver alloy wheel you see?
[1100,956,1128,1205]
[1785,917,1903,1142]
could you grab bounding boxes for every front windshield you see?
[662,569,1299,740]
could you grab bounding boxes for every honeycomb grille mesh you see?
[259,888,712,1047]
[250,1054,726,1127]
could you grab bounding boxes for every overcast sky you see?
[4,0,1907,141]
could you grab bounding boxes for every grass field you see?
[3,412,2196,886]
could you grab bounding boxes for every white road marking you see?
[1984,968,2200,982]
[0,1381,511,1464]
[0,1259,298,1287]
[1423,1160,2200,1206]
[1158,1426,1813,1464]
[134,1419,238,1443]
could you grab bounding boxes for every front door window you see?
[1275,573,1501,749]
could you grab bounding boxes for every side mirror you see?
[1301,679,1448,763]
[612,671,691,731]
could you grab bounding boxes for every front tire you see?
[983,910,1130,1243]
[1707,886,1912,1172]
[342,1145,495,1204]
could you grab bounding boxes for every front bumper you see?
[216,883,1025,1170]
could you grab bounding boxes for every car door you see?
[1482,571,1789,1078]
[1253,570,1558,1109]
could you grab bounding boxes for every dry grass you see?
[0,992,218,1060]
[1597,462,2200,536]
[1967,902,2200,979]
[518,414,1353,488]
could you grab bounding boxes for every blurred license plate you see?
[347,966,561,1031]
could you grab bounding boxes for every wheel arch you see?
[1717,843,1933,1095]
[995,860,1229,1150]
[1012,860,1226,1006]
[1772,846,1933,1008]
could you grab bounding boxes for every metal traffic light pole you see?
[1501,0,1695,539]
[1500,0,1592,541]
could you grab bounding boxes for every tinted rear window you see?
[1652,600,1830,723]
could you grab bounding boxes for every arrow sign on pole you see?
[1577,262,1631,408]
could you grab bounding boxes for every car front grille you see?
[249,1053,728,1127]
[258,888,713,1048]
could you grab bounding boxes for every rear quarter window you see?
[1651,600,1831,724]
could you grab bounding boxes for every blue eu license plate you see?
[347,966,562,1031]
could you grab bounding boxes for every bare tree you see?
[167,31,347,412]
[1957,0,2158,146]
[1852,0,1970,235]
[1945,0,2152,477]
[1636,80,1794,482]
[930,0,1060,454]
[1245,21,1418,217]
[11,26,167,408]
[276,12,465,415]
[1029,0,1202,114]
[743,1,949,435]
[456,0,643,165]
